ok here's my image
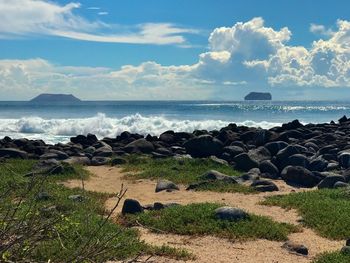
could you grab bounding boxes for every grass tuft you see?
[121,155,256,193]
[262,188,350,239]
[123,203,299,241]
[0,159,191,262]
[313,251,350,263]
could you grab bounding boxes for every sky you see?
[0,0,350,100]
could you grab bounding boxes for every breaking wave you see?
[0,113,282,144]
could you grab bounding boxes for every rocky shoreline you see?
[1,116,350,191]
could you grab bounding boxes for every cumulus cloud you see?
[0,0,197,45]
[1,17,350,100]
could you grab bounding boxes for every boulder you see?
[251,180,279,192]
[259,160,279,179]
[339,115,349,124]
[341,246,350,255]
[155,180,180,193]
[223,146,245,158]
[0,148,28,159]
[124,139,155,154]
[64,156,91,165]
[152,202,180,210]
[287,154,310,168]
[281,166,321,187]
[264,141,288,156]
[248,147,271,163]
[255,130,275,146]
[214,207,248,221]
[339,152,350,169]
[317,175,346,189]
[183,135,223,158]
[68,195,84,202]
[91,156,110,166]
[233,153,259,171]
[111,157,127,166]
[32,159,64,175]
[201,170,237,183]
[122,199,144,215]
[94,146,113,157]
[282,241,308,255]
[309,157,328,172]
[334,181,349,188]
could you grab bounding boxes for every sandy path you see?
[64,166,344,263]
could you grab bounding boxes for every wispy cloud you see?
[0,0,198,46]
[98,12,108,16]
[310,23,334,37]
[87,7,100,10]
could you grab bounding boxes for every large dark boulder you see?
[64,156,91,165]
[309,157,328,172]
[281,120,303,131]
[339,152,350,169]
[248,146,271,163]
[183,135,223,158]
[91,157,110,166]
[339,115,349,124]
[281,166,321,187]
[70,135,90,146]
[276,145,300,169]
[264,141,288,156]
[214,207,248,221]
[124,139,155,154]
[317,174,346,189]
[159,131,175,144]
[287,154,310,168]
[251,180,279,192]
[223,146,245,158]
[0,148,28,159]
[259,160,279,179]
[255,130,275,146]
[122,199,144,215]
[233,153,259,171]
[155,180,179,193]
[201,170,237,183]
[282,241,308,256]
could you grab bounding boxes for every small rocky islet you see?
[1,115,350,192]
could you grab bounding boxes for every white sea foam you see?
[0,113,282,144]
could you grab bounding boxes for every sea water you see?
[0,100,349,144]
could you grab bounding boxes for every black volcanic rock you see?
[30,93,81,103]
[244,92,272,100]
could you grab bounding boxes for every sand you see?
[63,166,344,263]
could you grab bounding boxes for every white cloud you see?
[1,17,350,100]
[310,23,334,37]
[98,12,108,16]
[0,0,197,45]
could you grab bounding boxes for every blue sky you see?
[0,0,350,100]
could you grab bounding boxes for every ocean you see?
[0,100,349,144]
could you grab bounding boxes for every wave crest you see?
[0,113,282,143]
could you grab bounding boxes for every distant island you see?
[29,93,81,103]
[244,92,272,100]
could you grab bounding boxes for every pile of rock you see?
[1,116,350,188]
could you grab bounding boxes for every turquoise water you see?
[0,101,349,143]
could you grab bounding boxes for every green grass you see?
[123,203,299,241]
[262,189,350,240]
[313,251,350,263]
[121,155,254,193]
[0,159,193,262]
